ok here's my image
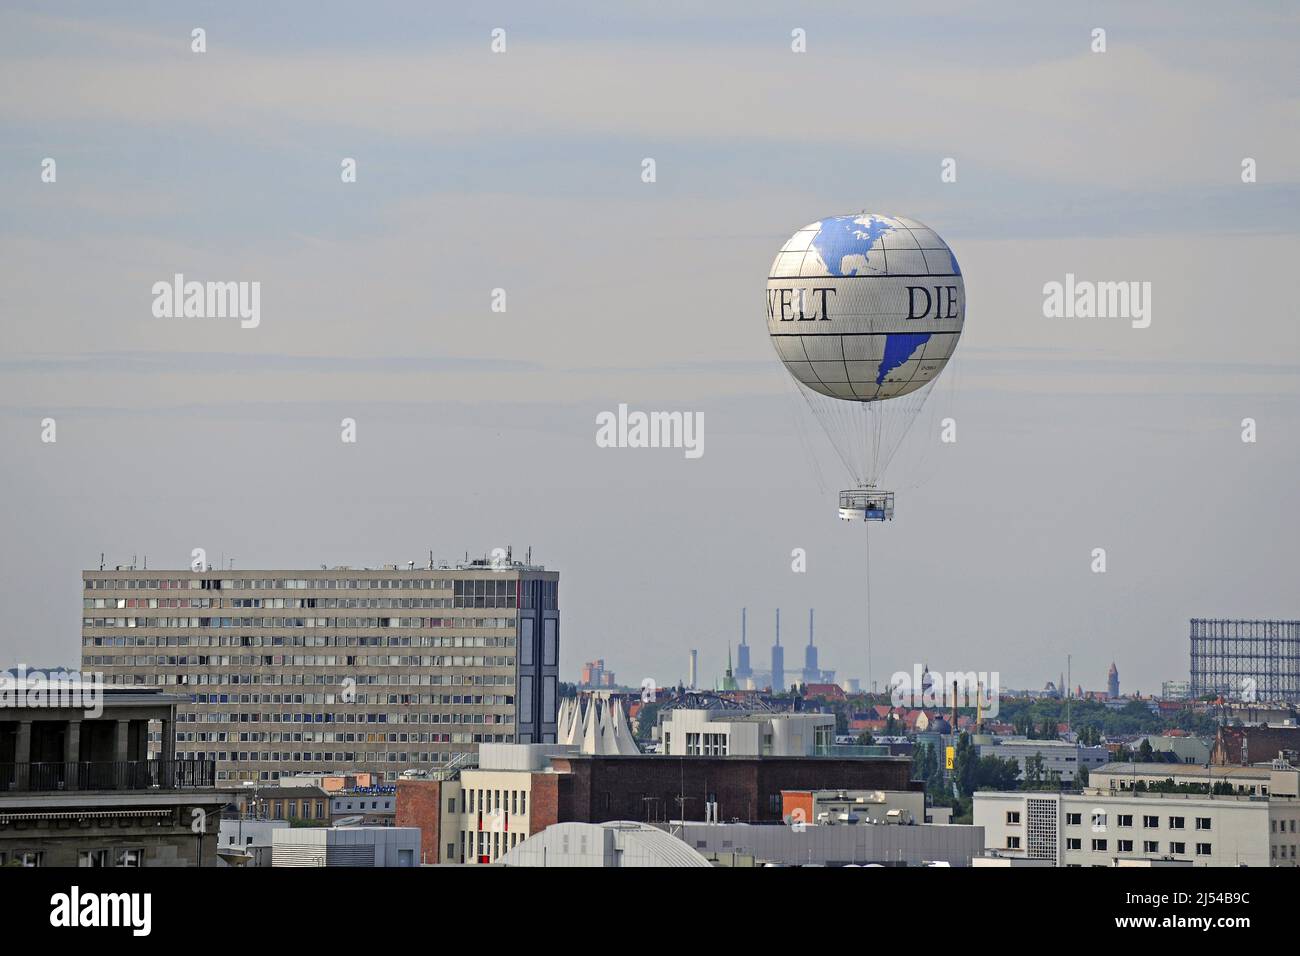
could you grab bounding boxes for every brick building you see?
[396,743,917,864]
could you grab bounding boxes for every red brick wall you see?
[529,772,560,834]
[396,779,443,864]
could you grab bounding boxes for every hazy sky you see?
[1,2,1297,696]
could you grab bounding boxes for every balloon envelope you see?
[767,214,964,402]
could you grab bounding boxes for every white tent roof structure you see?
[558,695,642,756]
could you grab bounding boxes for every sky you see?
[0,2,1297,696]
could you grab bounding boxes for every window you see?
[1006,811,1021,824]
[1168,816,1185,830]
[1142,815,1158,828]
[1091,839,1107,852]
[78,849,111,867]
[1196,817,1211,831]
[1196,843,1211,856]
[1006,836,1021,849]
[1170,842,1186,855]
[1066,838,1081,850]
[1065,813,1081,826]
[1117,814,1133,828]
[17,851,43,868]
[1118,840,1133,852]
[1143,840,1158,853]
[116,848,142,867]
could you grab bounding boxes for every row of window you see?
[685,732,730,756]
[179,721,511,743]
[1059,837,1213,856]
[102,673,513,688]
[191,741,511,763]
[181,693,510,710]
[86,633,513,648]
[1008,810,1213,830]
[93,654,515,668]
[87,597,484,610]
[85,616,516,629]
[86,577,462,591]
[0,848,145,868]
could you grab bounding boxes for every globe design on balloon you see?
[767,214,964,402]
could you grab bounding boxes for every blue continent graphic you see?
[876,333,930,385]
[811,216,894,276]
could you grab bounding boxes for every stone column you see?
[114,719,130,762]
[15,720,32,789]
[64,719,81,791]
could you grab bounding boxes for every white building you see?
[216,818,289,867]
[1090,760,1300,865]
[978,738,1109,784]
[974,790,1273,867]
[271,826,420,867]
[658,709,835,757]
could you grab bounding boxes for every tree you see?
[1023,752,1045,790]
[1137,739,1154,762]
[953,733,978,798]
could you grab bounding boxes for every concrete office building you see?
[974,789,1275,867]
[80,559,559,782]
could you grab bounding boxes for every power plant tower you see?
[802,608,820,684]
[771,609,785,693]
[688,649,699,689]
[735,608,752,682]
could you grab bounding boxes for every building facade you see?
[396,743,918,864]
[0,682,225,867]
[974,789,1274,867]
[658,709,836,758]
[977,738,1109,785]
[80,561,559,782]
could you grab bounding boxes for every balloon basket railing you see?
[839,488,894,522]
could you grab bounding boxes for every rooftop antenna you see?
[143,555,147,570]
[809,608,815,647]
[428,550,434,570]
[99,553,105,571]
[742,607,746,645]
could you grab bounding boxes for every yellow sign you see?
[945,746,955,770]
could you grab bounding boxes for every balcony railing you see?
[0,759,216,793]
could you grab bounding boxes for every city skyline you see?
[1,2,1297,708]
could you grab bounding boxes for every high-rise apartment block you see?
[79,559,559,783]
